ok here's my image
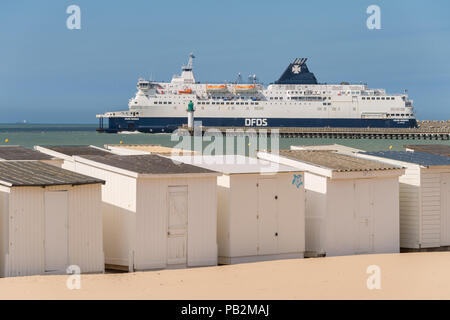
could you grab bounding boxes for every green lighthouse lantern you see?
[187,100,195,112]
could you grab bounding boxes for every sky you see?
[0,0,449,123]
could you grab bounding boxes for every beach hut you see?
[60,154,220,271]
[0,161,105,277]
[170,155,305,264]
[403,144,450,157]
[357,151,450,251]
[0,145,62,166]
[257,150,404,257]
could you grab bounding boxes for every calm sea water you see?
[1,124,449,152]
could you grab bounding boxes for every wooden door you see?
[167,186,188,266]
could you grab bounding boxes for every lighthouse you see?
[187,100,195,129]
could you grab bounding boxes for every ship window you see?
[255,102,259,105]
[275,97,278,100]
[371,97,375,100]
[392,97,395,100]
[212,102,215,105]
[381,97,385,100]
[245,102,248,105]
[163,102,167,104]
[226,102,229,105]
[328,103,331,105]
[362,97,365,100]
[376,97,380,100]
[168,102,172,104]
[221,102,224,105]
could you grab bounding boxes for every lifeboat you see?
[234,84,256,93]
[178,88,192,94]
[206,84,228,92]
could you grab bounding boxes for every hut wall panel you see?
[421,169,442,248]
[0,187,10,277]
[228,175,258,257]
[72,161,136,267]
[398,165,421,248]
[67,184,104,273]
[217,175,231,257]
[372,177,400,253]
[7,187,45,277]
[135,176,217,270]
[304,173,328,254]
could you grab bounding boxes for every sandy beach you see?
[1,252,450,300]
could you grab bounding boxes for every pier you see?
[181,121,450,140]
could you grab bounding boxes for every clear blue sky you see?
[1,0,449,123]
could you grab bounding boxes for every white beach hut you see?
[53,154,220,271]
[357,151,450,251]
[0,161,105,277]
[170,155,306,264]
[0,145,62,166]
[258,150,405,257]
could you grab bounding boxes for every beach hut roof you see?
[78,154,219,176]
[403,144,450,157]
[0,146,53,160]
[40,145,112,157]
[278,150,399,172]
[0,161,104,187]
[170,155,300,174]
[364,151,450,167]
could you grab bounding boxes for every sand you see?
[1,252,450,300]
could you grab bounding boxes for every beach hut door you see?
[167,186,188,266]
[440,173,450,246]
[354,180,374,254]
[257,178,278,255]
[44,191,68,273]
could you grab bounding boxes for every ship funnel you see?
[275,57,318,85]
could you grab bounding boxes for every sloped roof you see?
[170,155,300,174]
[41,145,112,156]
[0,146,53,160]
[0,161,104,187]
[278,150,399,172]
[403,144,450,157]
[80,154,217,175]
[364,151,450,167]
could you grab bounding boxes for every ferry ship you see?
[96,53,418,133]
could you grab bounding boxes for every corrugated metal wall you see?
[0,184,103,277]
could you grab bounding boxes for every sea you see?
[1,124,449,153]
